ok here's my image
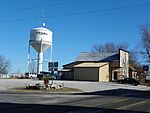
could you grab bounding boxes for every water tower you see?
[28,23,53,74]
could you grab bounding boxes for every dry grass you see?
[11,87,81,93]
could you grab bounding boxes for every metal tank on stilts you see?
[28,23,53,75]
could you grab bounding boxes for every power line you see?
[0,1,150,23]
[0,0,86,13]
[46,1,150,18]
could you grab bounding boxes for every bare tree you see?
[104,43,116,52]
[92,42,128,52]
[140,23,150,64]
[117,42,128,51]
[129,49,141,67]
[0,55,11,74]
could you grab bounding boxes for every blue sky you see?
[0,0,149,73]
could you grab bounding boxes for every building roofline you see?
[119,49,129,53]
[62,62,75,67]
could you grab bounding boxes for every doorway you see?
[114,71,118,80]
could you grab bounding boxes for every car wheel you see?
[120,81,124,84]
[120,81,122,84]
[133,82,137,86]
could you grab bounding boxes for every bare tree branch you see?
[140,23,150,64]
[92,42,128,53]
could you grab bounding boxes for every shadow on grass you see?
[0,102,148,113]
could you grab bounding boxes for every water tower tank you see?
[30,27,52,52]
[29,27,53,74]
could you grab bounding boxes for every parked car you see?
[117,78,140,86]
[25,72,37,79]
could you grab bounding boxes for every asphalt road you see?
[0,89,150,113]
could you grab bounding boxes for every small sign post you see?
[48,62,58,77]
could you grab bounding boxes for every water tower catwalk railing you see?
[28,26,53,75]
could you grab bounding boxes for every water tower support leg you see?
[37,52,43,74]
[27,42,31,73]
[50,45,52,62]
